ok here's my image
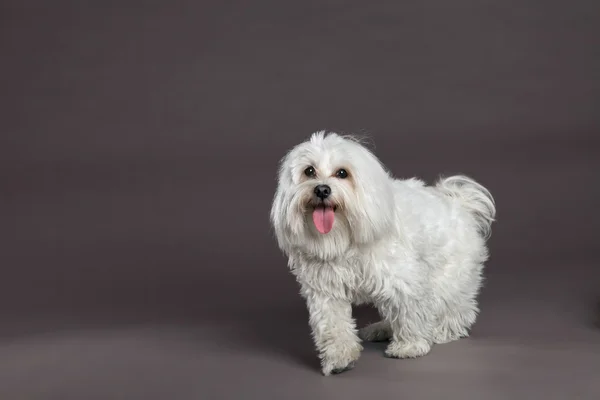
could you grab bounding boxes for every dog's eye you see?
[304,166,316,177]
[335,169,348,179]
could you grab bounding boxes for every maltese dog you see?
[270,131,496,376]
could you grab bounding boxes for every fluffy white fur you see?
[270,131,496,376]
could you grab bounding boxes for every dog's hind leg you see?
[432,259,484,344]
[358,320,392,342]
[432,301,478,344]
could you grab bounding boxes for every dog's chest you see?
[293,252,380,301]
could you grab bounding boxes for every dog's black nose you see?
[314,184,331,199]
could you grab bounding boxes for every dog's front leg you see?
[304,290,362,376]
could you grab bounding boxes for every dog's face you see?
[270,132,396,260]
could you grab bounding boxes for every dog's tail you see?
[436,175,496,240]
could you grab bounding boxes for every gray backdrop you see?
[2,0,599,399]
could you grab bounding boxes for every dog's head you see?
[270,131,396,260]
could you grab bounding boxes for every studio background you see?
[1,1,599,399]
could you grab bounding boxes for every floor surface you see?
[1,1,600,399]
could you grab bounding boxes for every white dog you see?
[270,131,496,376]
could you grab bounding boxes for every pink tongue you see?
[312,206,335,234]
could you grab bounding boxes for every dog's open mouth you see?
[311,204,337,234]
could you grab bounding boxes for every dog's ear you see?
[342,142,396,244]
[349,179,396,244]
[270,186,288,253]
[270,163,308,254]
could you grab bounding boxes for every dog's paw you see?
[330,361,356,375]
[320,341,362,376]
[384,339,431,359]
[358,321,392,342]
